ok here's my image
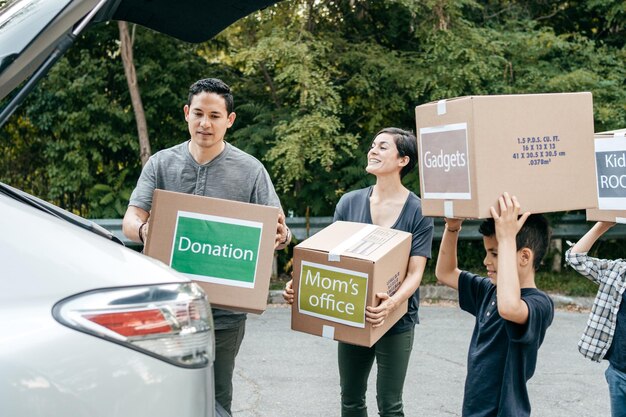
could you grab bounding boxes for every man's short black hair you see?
[375,127,417,179]
[479,214,551,271]
[187,78,234,114]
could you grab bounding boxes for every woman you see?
[284,127,434,417]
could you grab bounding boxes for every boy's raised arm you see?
[491,193,531,325]
[435,218,464,290]
[571,221,616,254]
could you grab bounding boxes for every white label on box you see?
[345,228,397,257]
[616,217,626,224]
[594,138,626,210]
[444,201,454,218]
[437,100,447,115]
[328,224,378,261]
[419,123,472,200]
[322,325,335,339]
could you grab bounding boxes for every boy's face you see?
[184,91,235,151]
[482,235,499,284]
[483,235,530,285]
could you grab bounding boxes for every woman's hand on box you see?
[365,293,397,328]
[282,279,295,304]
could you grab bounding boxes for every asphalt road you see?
[231,304,609,417]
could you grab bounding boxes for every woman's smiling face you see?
[366,133,406,177]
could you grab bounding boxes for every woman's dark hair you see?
[375,127,417,179]
[187,78,234,114]
[479,214,551,271]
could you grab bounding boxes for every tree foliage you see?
[0,0,624,218]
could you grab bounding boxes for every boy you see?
[565,221,625,417]
[435,192,554,416]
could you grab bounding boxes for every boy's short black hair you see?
[375,127,417,179]
[188,78,234,113]
[479,214,551,271]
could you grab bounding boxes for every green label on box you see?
[170,211,262,288]
[298,261,368,328]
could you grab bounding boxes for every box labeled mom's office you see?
[415,92,597,218]
[144,189,279,313]
[291,221,411,347]
[586,129,626,224]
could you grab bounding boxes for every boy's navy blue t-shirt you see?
[333,186,434,334]
[458,271,554,417]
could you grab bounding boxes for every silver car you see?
[0,0,277,416]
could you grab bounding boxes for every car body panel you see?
[0,327,214,416]
[0,0,101,101]
[0,192,186,298]
[0,192,215,417]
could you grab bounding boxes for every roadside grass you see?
[418,269,598,297]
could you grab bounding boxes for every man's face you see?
[184,91,235,151]
[482,235,498,284]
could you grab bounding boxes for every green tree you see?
[1,0,624,220]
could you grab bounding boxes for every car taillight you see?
[53,283,214,368]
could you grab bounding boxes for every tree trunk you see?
[118,21,151,166]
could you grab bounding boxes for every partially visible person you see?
[123,78,290,414]
[566,221,626,417]
[435,193,554,417]
[284,127,434,417]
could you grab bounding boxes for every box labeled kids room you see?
[290,221,412,347]
[144,189,279,313]
[586,128,626,224]
[415,92,597,218]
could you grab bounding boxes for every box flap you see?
[295,221,411,263]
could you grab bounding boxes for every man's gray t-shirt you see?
[129,140,282,329]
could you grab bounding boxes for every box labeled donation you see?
[415,92,596,218]
[291,221,411,347]
[144,189,279,313]
[587,129,626,224]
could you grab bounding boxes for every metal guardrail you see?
[92,214,624,249]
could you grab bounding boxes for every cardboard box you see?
[291,221,411,347]
[415,92,596,218]
[144,189,279,313]
[586,129,626,224]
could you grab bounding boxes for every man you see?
[123,78,290,414]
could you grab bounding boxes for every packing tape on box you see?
[328,224,378,262]
[444,201,454,218]
[437,99,447,115]
[322,325,335,340]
